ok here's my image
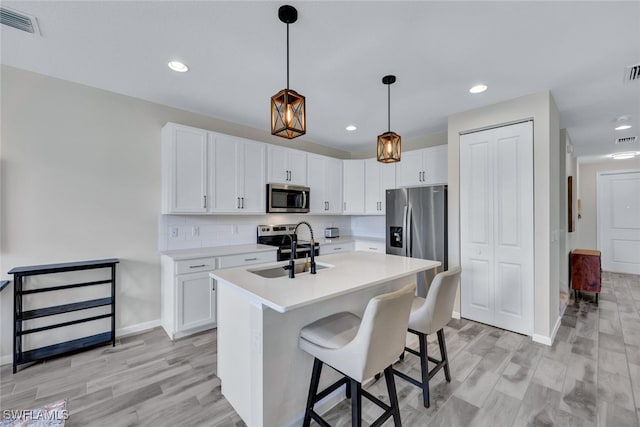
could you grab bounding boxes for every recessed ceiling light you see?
[168,61,189,73]
[615,124,632,131]
[469,84,487,94]
[346,125,357,132]
[611,151,637,160]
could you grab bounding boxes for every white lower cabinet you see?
[178,272,216,333]
[162,256,217,340]
[161,249,276,340]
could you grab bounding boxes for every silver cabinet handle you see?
[203,195,207,208]
[334,247,342,250]
[244,257,257,261]
[212,282,216,291]
[189,264,207,269]
[241,197,245,209]
[369,247,377,250]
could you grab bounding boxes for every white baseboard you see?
[0,319,162,367]
[451,311,461,320]
[116,319,161,338]
[532,316,561,347]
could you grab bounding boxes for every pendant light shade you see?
[377,75,401,163]
[271,5,306,139]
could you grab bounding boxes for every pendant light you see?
[377,75,401,163]
[271,5,306,139]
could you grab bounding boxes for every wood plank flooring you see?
[1,271,639,426]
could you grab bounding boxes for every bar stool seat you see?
[299,284,416,427]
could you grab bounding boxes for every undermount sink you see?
[249,262,332,279]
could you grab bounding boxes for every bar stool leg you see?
[418,332,430,408]
[384,366,402,426]
[350,379,362,427]
[303,358,323,427]
[437,329,451,382]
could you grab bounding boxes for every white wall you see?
[447,91,561,344]
[577,157,640,250]
[0,65,352,362]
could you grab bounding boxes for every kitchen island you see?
[211,251,440,427]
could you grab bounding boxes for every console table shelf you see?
[8,258,119,373]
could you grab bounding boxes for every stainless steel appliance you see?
[258,224,320,261]
[267,183,310,213]
[386,185,447,297]
[324,227,339,238]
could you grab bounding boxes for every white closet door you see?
[460,121,533,335]
[597,171,640,274]
[460,131,494,326]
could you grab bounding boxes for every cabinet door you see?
[364,159,382,214]
[343,160,365,214]
[307,155,327,213]
[163,124,208,213]
[267,145,289,183]
[322,242,355,254]
[425,145,448,184]
[267,145,307,185]
[395,149,423,188]
[378,162,396,214]
[211,134,240,212]
[178,272,215,332]
[287,149,308,186]
[324,157,343,213]
[240,140,266,213]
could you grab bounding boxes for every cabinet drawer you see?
[355,241,385,253]
[321,242,355,254]
[176,257,217,275]
[218,252,276,269]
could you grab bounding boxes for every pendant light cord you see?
[286,23,290,89]
[387,83,391,132]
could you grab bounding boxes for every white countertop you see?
[160,244,277,260]
[211,251,440,313]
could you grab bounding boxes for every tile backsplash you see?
[158,214,379,251]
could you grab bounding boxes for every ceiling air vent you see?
[0,6,39,34]
[615,136,638,144]
[624,63,640,83]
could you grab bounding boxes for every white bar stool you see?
[393,267,461,408]
[299,284,416,427]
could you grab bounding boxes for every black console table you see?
[8,258,119,373]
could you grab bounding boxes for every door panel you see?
[461,121,533,335]
[598,171,640,274]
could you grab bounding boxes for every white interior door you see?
[460,121,534,335]
[597,171,640,274]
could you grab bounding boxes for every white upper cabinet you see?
[395,145,448,187]
[162,123,209,213]
[364,159,396,214]
[211,134,265,214]
[162,123,265,214]
[307,154,343,214]
[267,145,307,186]
[343,160,365,214]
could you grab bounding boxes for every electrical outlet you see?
[170,227,179,238]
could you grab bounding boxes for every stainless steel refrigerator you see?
[386,185,447,297]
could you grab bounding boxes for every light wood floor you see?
[1,271,639,426]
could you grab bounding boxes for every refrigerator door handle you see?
[402,205,408,257]
[407,205,413,257]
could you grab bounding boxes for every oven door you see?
[267,183,310,213]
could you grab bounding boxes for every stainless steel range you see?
[257,224,320,261]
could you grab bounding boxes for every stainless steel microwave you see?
[267,183,310,213]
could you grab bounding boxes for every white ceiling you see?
[2,1,639,159]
